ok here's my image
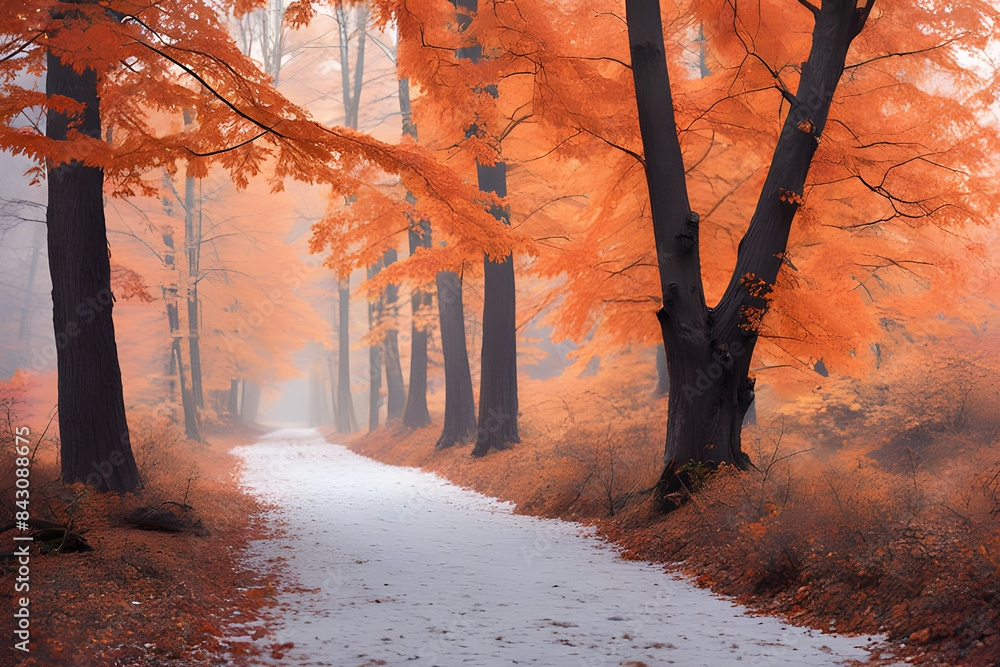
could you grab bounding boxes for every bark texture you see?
[471,163,519,456]
[402,219,433,428]
[453,0,519,456]
[434,269,477,449]
[367,259,384,431]
[46,49,140,493]
[382,248,406,420]
[626,0,871,501]
[336,280,357,433]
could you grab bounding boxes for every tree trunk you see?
[470,165,519,456]
[402,219,432,428]
[382,247,406,420]
[434,269,477,449]
[626,0,872,502]
[162,222,200,441]
[228,379,240,419]
[336,279,357,433]
[181,125,204,411]
[241,380,260,423]
[367,259,384,431]
[46,49,140,493]
[453,1,519,456]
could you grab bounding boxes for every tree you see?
[434,267,477,448]
[2,0,506,490]
[45,12,141,492]
[382,246,406,421]
[401,210,433,427]
[623,0,996,498]
[367,255,384,430]
[451,0,519,456]
[399,79,432,428]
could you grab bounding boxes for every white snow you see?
[233,428,885,667]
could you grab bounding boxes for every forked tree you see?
[626,0,876,496]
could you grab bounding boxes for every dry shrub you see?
[557,422,661,516]
[688,420,1000,647]
[128,413,198,492]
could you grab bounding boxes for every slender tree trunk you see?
[228,379,240,419]
[382,247,406,420]
[452,0,519,456]
[46,49,140,493]
[697,24,711,78]
[162,210,200,441]
[330,3,368,434]
[367,259,384,431]
[336,279,357,433]
[626,0,872,501]
[241,381,261,422]
[402,218,433,428]
[181,129,204,410]
[434,269,476,449]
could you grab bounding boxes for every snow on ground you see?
[233,428,885,666]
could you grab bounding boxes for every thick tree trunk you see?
[46,50,140,493]
[434,269,477,449]
[367,260,384,431]
[471,164,519,456]
[336,280,357,433]
[402,219,432,428]
[626,0,870,502]
[452,1,519,456]
[382,248,406,420]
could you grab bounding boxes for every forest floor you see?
[330,364,1000,667]
[0,421,291,666]
[235,427,881,666]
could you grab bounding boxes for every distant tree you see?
[1,0,505,489]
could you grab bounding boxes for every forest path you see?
[234,428,882,666]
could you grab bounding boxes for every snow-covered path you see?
[234,428,881,666]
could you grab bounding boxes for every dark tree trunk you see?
[471,164,519,456]
[452,0,519,456]
[367,259,384,431]
[382,248,406,420]
[336,280,357,433]
[402,219,432,428]
[434,269,477,449]
[46,49,140,493]
[655,343,669,396]
[626,0,872,502]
